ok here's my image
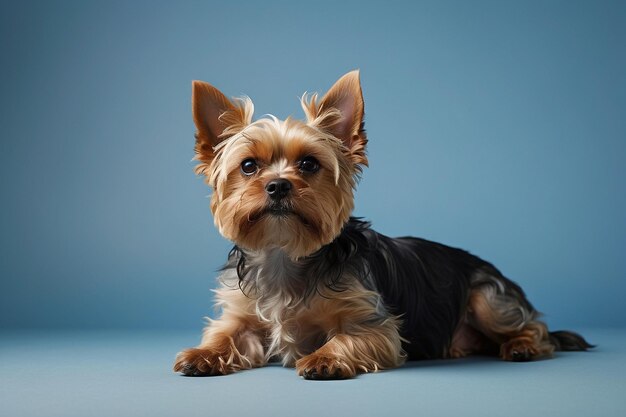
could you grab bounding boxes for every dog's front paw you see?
[173,347,252,376]
[296,353,356,380]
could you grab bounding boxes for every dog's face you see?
[192,71,368,259]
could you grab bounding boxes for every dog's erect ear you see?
[303,70,368,167]
[192,80,252,167]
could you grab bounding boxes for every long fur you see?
[223,218,592,361]
[174,71,592,379]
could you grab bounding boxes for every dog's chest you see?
[229,248,375,365]
[262,300,328,365]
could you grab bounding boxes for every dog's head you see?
[192,71,367,259]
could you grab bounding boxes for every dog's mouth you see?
[268,207,293,217]
[249,204,311,226]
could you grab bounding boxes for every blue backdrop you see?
[1,0,624,330]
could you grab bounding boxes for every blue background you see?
[1,0,624,332]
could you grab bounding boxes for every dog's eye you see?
[299,156,320,174]
[240,158,258,176]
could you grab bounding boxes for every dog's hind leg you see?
[465,267,555,361]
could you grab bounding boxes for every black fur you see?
[329,218,490,359]
[550,331,595,351]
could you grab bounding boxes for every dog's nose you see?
[265,178,292,200]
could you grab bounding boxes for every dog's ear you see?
[192,80,252,167]
[303,70,368,167]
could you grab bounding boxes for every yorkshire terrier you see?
[174,70,592,379]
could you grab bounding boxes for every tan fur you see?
[175,276,405,377]
[173,288,268,375]
[206,117,356,259]
[449,322,490,359]
[190,73,366,259]
[271,283,405,371]
[300,70,368,168]
[192,81,253,172]
[450,285,555,360]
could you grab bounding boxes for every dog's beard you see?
[212,182,353,259]
[216,198,326,259]
[248,200,313,227]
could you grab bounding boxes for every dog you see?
[173,70,592,379]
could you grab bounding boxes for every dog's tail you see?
[549,330,595,351]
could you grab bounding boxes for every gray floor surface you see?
[1,328,624,417]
